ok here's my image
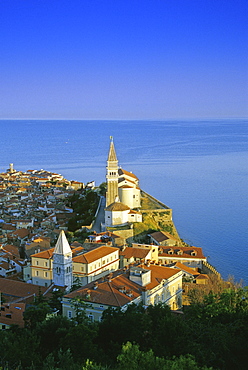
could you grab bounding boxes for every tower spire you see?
[108,136,117,162]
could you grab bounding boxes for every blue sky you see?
[0,0,247,119]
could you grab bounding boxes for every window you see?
[45,262,48,267]
[81,266,84,272]
[88,314,94,322]
[103,260,105,265]
[44,272,48,277]
[36,261,39,265]
[68,311,72,319]
[36,271,39,276]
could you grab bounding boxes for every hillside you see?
[132,191,181,243]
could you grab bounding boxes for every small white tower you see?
[52,230,72,291]
[9,163,14,173]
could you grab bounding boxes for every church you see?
[105,138,142,227]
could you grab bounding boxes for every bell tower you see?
[106,137,119,207]
[52,230,72,291]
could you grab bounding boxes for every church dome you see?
[105,201,130,212]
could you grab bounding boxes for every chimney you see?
[107,273,113,282]
[141,287,148,306]
[126,289,133,297]
[118,286,126,293]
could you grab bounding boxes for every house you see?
[0,261,17,277]
[16,219,34,229]
[62,263,183,322]
[73,245,119,286]
[25,236,51,259]
[158,245,207,269]
[0,245,24,277]
[119,246,152,267]
[0,303,26,329]
[132,243,159,262]
[0,278,51,304]
[12,228,30,242]
[149,231,179,246]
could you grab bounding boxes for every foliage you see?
[66,189,99,231]
[0,288,248,369]
[70,276,82,292]
[70,296,92,324]
[48,288,64,313]
[23,301,52,329]
[98,182,107,196]
[116,342,212,370]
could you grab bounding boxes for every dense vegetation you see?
[66,189,99,232]
[0,287,247,369]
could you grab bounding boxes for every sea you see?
[1,119,247,285]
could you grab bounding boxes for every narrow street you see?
[91,196,105,233]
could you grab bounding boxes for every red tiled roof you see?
[0,303,26,328]
[120,247,150,259]
[159,246,206,259]
[141,264,181,290]
[73,246,119,264]
[65,272,140,307]
[118,168,138,180]
[150,231,178,243]
[1,244,20,257]
[0,278,48,302]
[30,248,54,259]
[13,228,30,239]
[174,262,200,276]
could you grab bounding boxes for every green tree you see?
[23,301,52,329]
[116,342,212,370]
[36,315,75,359]
[98,182,107,196]
[48,288,64,313]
